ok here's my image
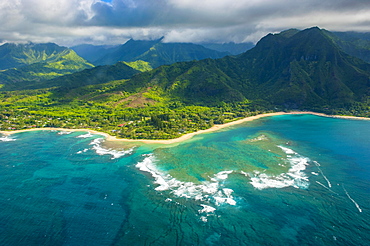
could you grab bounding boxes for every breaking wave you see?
[0,135,16,142]
[57,131,72,135]
[89,138,134,159]
[76,132,94,138]
[135,154,236,208]
[198,204,217,222]
[76,148,89,154]
[243,146,310,190]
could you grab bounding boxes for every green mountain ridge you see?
[69,44,117,64]
[0,43,94,89]
[324,30,370,63]
[128,41,230,68]
[0,43,77,69]
[3,27,370,108]
[73,38,230,68]
[118,27,370,108]
[29,62,140,90]
[1,27,370,139]
[237,27,370,106]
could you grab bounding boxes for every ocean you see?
[0,114,369,246]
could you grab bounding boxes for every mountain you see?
[0,42,92,70]
[199,42,254,55]
[13,61,140,91]
[70,44,118,64]
[118,27,370,108]
[237,27,370,107]
[93,39,161,66]
[123,41,229,68]
[323,30,370,63]
[72,38,230,68]
[0,42,94,89]
[3,27,370,109]
[0,42,64,70]
[2,27,370,139]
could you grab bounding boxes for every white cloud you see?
[0,0,369,46]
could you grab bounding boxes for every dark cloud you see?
[88,0,168,26]
[0,0,369,46]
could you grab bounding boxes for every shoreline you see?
[1,111,369,145]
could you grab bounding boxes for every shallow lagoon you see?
[0,114,369,245]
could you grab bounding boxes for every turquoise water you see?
[0,114,369,245]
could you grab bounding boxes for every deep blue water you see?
[0,114,369,245]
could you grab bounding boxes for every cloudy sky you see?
[1,0,370,46]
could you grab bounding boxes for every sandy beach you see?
[1,111,369,145]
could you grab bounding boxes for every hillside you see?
[1,27,370,139]
[69,44,117,64]
[29,62,140,90]
[0,43,94,90]
[120,27,370,108]
[237,27,370,107]
[72,38,229,68]
[324,31,370,63]
[0,42,70,70]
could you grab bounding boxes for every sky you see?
[1,0,370,47]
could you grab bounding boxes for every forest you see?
[1,27,370,139]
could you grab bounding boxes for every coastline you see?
[1,111,369,145]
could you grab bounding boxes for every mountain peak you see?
[298,26,325,37]
[278,29,300,38]
[123,24,370,107]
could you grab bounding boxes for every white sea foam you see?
[76,148,89,154]
[90,138,102,145]
[89,138,134,159]
[245,146,310,190]
[211,170,233,181]
[198,204,216,214]
[313,161,331,188]
[213,188,236,205]
[240,171,250,177]
[198,205,216,222]
[343,185,362,213]
[278,145,297,155]
[200,216,208,222]
[76,132,94,138]
[316,181,339,195]
[135,154,236,207]
[58,131,72,135]
[0,136,16,142]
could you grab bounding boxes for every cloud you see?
[0,0,369,46]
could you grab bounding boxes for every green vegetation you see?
[36,62,139,90]
[0,42,66,70]
[0,84,269,139]
[0,42,93,70]
[82,38,229,68]
[1,61,139,91]
[0,43,94,89]
[324,30,370,63]
[121,27,370,109]
[44,50,93,70]
[123,60,152,72]
[1,27,370,140]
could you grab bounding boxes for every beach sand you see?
[1,111,369,145]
